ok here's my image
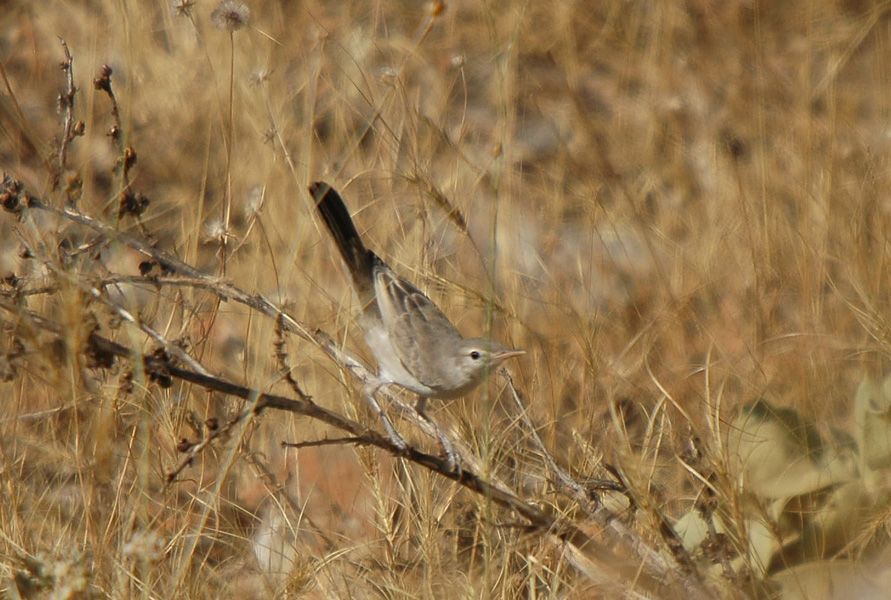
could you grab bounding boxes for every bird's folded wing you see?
[374,265,462,388]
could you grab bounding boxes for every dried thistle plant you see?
[210,0,250,32]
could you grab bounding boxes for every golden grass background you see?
[1,0,891,597]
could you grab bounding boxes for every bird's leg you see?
[363,382,408,453]
[415,396,461,475]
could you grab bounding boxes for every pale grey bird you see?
[309,181,523,468]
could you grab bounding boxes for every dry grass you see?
[2,0,891,598]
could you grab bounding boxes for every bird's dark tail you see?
[309,181,375,293]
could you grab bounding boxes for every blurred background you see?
[1,1,890,597]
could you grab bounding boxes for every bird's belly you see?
[363,326,436,397]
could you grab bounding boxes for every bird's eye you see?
[470,350,481,360]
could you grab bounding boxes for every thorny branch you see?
[92,63,122,151]
[53,40,83,194]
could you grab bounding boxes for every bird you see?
[309,181,523,468]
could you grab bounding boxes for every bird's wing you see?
[374,264,462,389]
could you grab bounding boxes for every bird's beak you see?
[493,349,525,362]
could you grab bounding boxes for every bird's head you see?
[447,337,524,394]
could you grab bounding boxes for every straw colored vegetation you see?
[1,1,891,598]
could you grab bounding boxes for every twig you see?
[281,436,370,449]
[503,369,711,598]
[54,39,77,191]
[167,410,238,482]
[243,451,338,553]
[0,405,74,422]
[273,313,311,401]
[92,64,122,151]
[362,382,408,452]
[16,235,211,377]
[503,368,600,513]
[93,63,150,233]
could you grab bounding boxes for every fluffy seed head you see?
[211,0,250,31]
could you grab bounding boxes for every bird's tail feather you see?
[309,181,375,293]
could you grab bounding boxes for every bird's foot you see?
[363,383,408,453]
[438,433,462,477]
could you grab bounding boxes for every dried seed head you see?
[245,185,264,216]
[123,146,137,169]
[249,66,272,86]
[211,0,250,32]
[172,0,195,17]
[93,65,113,93]
[1,175,24,214]
[118,191,150,218]
[65,173,83,205]
[203,218,227,243]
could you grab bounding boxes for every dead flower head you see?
[172,0,195,17]
[211,0,250,32]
